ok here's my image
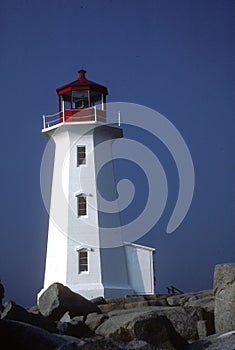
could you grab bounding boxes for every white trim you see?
[76,194,88,218]
[41,120,105,133]
[75,245,93,252]
[74,191,91,197]
[77,249,89,274]
[124,241,156,252]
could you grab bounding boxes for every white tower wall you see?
[43,130,70,288]
[41,123,134,299]
[94,126,132,297]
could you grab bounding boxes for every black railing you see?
[167,285,184,294]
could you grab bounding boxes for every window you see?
[77,194,87,216]
[77,146,86,166]
[79,250,88,273]
[72,90,89,109]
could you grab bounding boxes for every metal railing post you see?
[62,100,65,122]
[118,111,121,126]
[94,106,97,122]
[43,114,46,129]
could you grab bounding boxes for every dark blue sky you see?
[0,0,234,306]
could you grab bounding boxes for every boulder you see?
[184,296,215,313]
[124,301,149,309]
[107,307,153,317]
[56,317,91,338]
[1,300,56,332]
[38,283,101,321]
[97,306,208,342]
[59,313,85,323]
[57,334,155,349]
[90,296,106,305]
[98,303,120,313]
[167,290,213,307]
[147,299,169,306]
[27,305,40,314]
[197,320,214,339]
[0,319,78,350]
[85,312,108,331]
[185,330,235,350]
[59,311,72,323]
[214,263,235,333]
[85,339,155,349]
[96,309,187,348]
[156,306,208,341]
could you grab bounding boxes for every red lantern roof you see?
[56,69,108,96]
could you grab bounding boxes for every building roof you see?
[56,69,108,95]
[124,242,156,252]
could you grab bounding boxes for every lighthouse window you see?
[72,90,89,109]
[77,195,87,216]
[77,146,86,165]
[79,250,88,273]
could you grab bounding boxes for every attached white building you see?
[39,69,155,299]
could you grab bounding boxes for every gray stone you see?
[106,297,126,304]
[197,320,214,339]
[97,306,208,341]
[56,317,91,338]
[90,296,106,305]
[38,282,101,321]
[96,309,187,348]
[167,290,213,307]
[185,331,235,350]
[98,302,120,313]
[214,263,235,333]
[107,306,172,318]
[27,305,40,314]
[57,335,155,349]
[185,296,215,313]
[147,299,169,306]
[60,311,71,323]
[70,315,85,324]
[1,300,57,333]
[124,301,149,309]
[125,296,147,303]
[85,312,108,331]
[0,319,78,350]
[158,306,206,341]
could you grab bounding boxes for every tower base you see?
[37,283,134,301]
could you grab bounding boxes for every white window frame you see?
[77,249,89,274]
[77,145,86,166]
[77,194,87,217]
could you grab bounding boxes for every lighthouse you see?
[40,69,155,299]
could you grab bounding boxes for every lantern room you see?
[56,69,108,123]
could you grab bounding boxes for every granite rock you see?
[214,263,235,333]
[38,283,101,321]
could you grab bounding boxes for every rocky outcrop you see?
[1,300,56,332]
[167,290,214,312]
[0,319,75,350]
[57,335,156,349]
[84,312,108,331]
[56,315,92,338]
[214,263,235,333]
[1,262,235,349]
[197,320,214,339]
[96,306,208,342]
[96,310,187,349]
[185,331,235,350]
[38,282,101,320]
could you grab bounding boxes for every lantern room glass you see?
[60,91,105,112]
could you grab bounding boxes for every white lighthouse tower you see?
[40,69,155,299]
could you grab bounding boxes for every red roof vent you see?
[78,69,87,81]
